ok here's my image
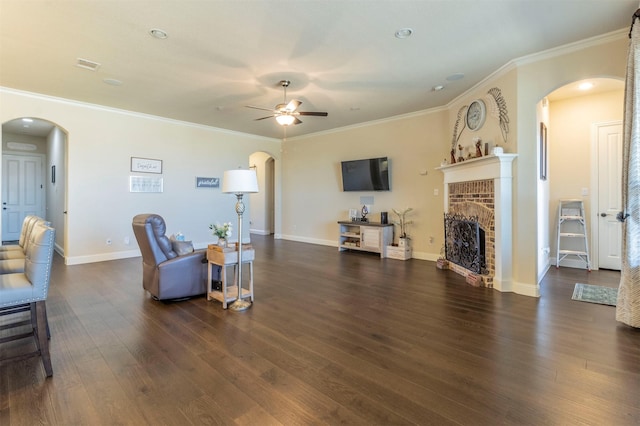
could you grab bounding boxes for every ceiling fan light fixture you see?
[276,115,295,126]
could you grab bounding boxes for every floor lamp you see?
[222,169,259,311]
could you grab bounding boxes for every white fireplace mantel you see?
[436,153,517,183]
[437,153,517,292]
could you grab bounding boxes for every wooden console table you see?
[338,221,394,258]
[207,246,255,309]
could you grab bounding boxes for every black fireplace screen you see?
[444,213,487,274]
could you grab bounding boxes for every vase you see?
[217,237,226,248]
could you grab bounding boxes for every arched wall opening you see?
[249,151,277,237]
[536,77,624,282]
[1,117,68,256]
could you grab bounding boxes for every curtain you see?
[616,9,640,328]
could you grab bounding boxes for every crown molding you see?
[0,87,280,143]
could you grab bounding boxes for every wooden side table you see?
[207,246,255,309]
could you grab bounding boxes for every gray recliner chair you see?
[132,214,209,301]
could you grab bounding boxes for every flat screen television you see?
[341,157,390,191]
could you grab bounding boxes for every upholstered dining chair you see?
[0,215,50,260]
[132,214,211,300]
[0,215,38,251]
[0,221,56,377]
[0,216,51,274]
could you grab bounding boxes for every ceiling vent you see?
[76,58,101,71]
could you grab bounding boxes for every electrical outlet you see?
[106,238,112,245]
[429,236,434,244]
[434,188,439,196]
[124,236,130,245]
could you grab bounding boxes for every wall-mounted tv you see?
[341,157,390,191]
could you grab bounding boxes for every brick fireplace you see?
[437,154,517,292]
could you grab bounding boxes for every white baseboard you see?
[279,234,336,247]
[65,249,141,265]
[512,280,541,297]
[250,228,271,236]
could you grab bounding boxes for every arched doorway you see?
[249,151,276,236]
[537,77,624,281]
[1,117,67,256]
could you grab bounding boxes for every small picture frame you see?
[540,122,547,180]
[131,157,162,174]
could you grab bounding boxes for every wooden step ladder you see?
[556,199,591,271]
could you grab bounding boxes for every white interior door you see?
[2,154,44,242]
[596,122,623,270]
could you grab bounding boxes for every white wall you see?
[281,108,449,259]
[46,126,66,253]
[537,98,551,282]
[0,88,281,264]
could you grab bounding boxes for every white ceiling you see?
[0,1,636,140]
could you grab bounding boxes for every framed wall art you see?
[130,176,163,193]
[131,157,162,174]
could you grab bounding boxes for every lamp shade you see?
[222,169,259,194]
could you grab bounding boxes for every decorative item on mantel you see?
[474,137,483,158]
[210,222,232,248]
[449,87,510,163]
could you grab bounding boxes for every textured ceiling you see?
[0,1,636,139]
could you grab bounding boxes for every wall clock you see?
[466,99,486,131]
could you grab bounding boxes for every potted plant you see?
[209,222,232,247]
[392,207,413,247]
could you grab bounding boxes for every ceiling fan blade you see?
[285,99,301,112]
[254,116,274,121]
[293,117,303,125]
[298,111,328,116]
[246,105,275,112]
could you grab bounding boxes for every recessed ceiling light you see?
[578,82,594,91]
[149,28,168,39]
[432,85,445,92]
[446,73,465,81]
[103,78,123,86]
[395,28,413,39]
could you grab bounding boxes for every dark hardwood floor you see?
[1,235,638,425]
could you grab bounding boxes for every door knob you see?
[600,213,607,217]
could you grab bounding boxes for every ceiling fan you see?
[246,80,328,126]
